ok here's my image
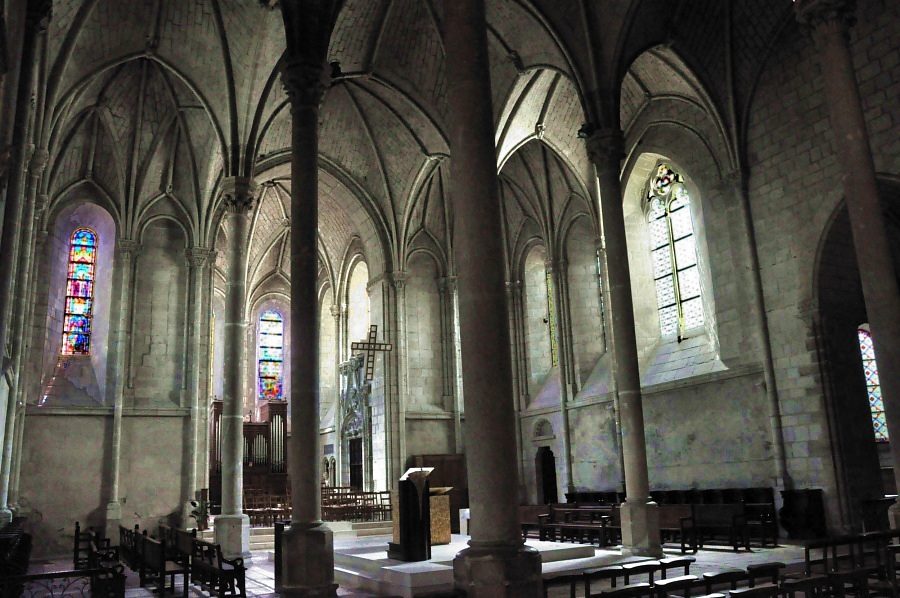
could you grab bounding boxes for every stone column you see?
[795,0,900,507]
[439,276,463,449]
[329,304,342,481]
[215,177,255,561]
[546,260,575,495]
[445,1,542,594]
[183,247,211,527]
[0,1,46,365]
[583,126,661,557]
[278,54,336,595]
[0,147,45,523]
[104,238,139,536]
[392,271,408,461]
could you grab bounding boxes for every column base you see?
[215,514,252,562]
[104,501,122,539]
[0,508,12,525]
[279,523,337,597]
[453,542,542,597]
[620,499,663,557]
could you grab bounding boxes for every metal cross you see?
[350,325,392,382]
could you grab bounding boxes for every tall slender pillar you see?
[104,238,139,536]
[184,247,211,527]
[0,147,45,523]
[0,0,47,369]
[445,1,542,594]
[278,49,337,596]
[547,260,575,494]
[583,126,661,557]
[795,0,900,505]
[215,177,255,561]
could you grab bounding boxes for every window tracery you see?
[646,164,704,339]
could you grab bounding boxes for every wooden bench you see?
[684,504,749,552]
[538,504,611,545]
[191,538,246,597]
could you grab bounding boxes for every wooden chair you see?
[593,582,653,598]
[745,562,785,587]
[728,584,779,598]
[660,556,697,579]
[653,575,701,598]
[780,574,831,598]
[584,565,624,594]
[543,572,583,598]
[623,561,662,585]
[702,570,749,595]
[140,535,187,597]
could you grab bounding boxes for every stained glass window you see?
[258,309,284,400]
[61,228,97,355]
[858,326,888,442]
[646,164,704,339]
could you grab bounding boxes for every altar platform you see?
[334,534,615,597]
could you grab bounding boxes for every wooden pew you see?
[684,504,750,552]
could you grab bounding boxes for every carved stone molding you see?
[221,177,257,214]
[580,125,625,175]
[281,59,329,110]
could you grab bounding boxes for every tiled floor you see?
[30,539,806,597]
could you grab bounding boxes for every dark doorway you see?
[349,438,363,490]
[535,446,558,504]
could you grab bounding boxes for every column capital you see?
[221,177,257,214]
[34,193,50,217]
[794,0,856,34]
[580,125,625,175]
[438,275,458,293]
[28,148,49,175]
[281,59,329,110]
[186,247,213,268]
[117,239,141,262]
[329,304,343,319]
[391,270,407,290]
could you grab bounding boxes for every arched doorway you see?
[535,446,558,505]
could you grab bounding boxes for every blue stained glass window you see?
[858,326,888,442]
[62,228,97,354]
[258,310,284,400]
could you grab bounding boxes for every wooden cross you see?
[350,325,392,382]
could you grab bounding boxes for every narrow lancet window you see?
[61,228,97,355]
[646,164,704,339]
[258,310,284,400]
[858,326,888,442]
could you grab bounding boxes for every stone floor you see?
[29,538,806,597]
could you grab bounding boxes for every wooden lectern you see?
[388,467,433,562]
